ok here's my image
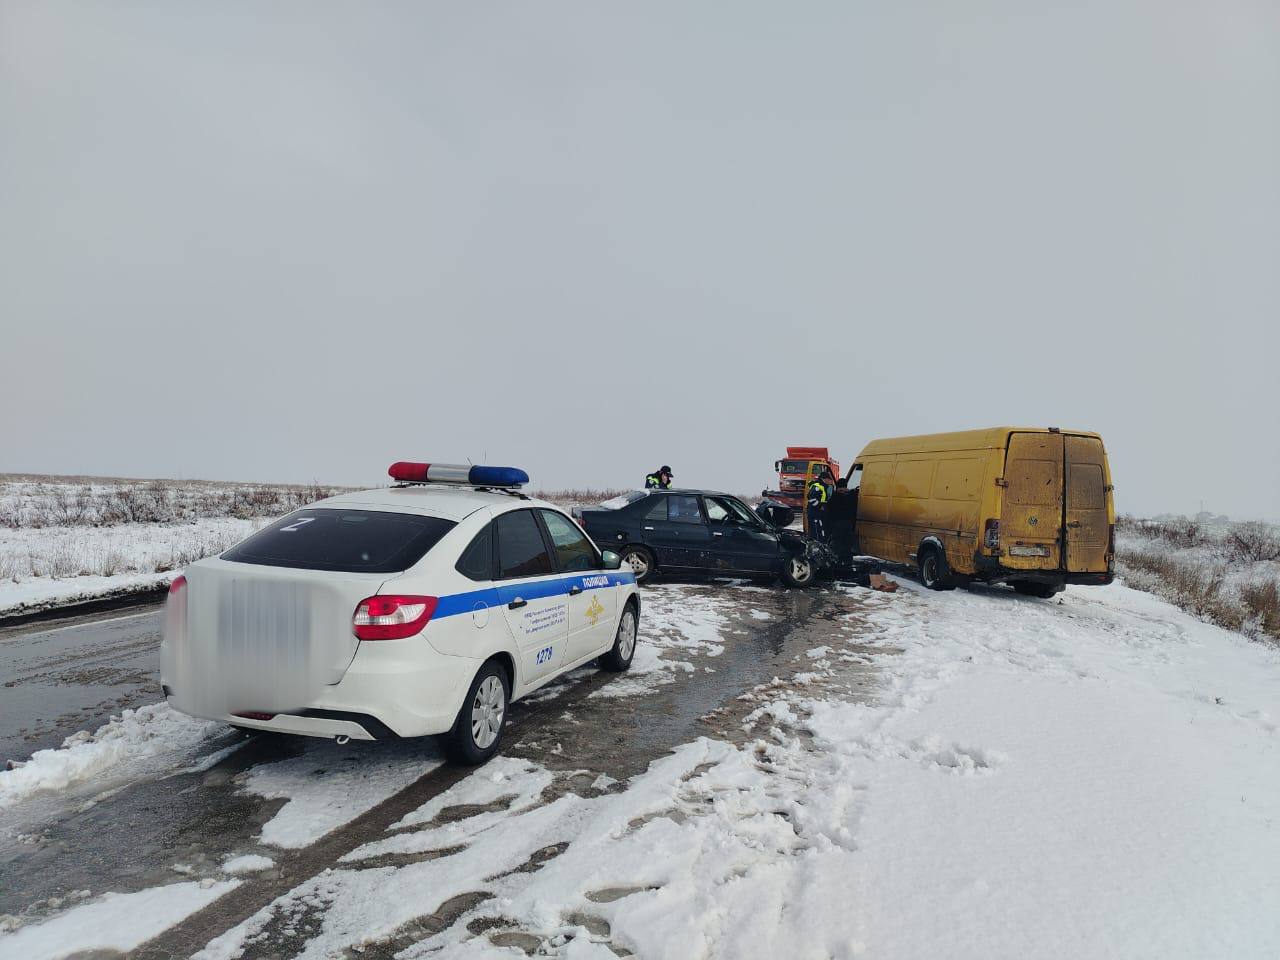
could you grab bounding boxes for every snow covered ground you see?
[6,576,1272,958]
[176,579,1278,959]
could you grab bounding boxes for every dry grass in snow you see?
[1116,516,1280,643]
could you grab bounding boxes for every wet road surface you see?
[0,580,892,956]
[0,605,164,763]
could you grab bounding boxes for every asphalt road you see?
[0,582,887,957]
[0,606,165,763]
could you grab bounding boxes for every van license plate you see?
[1009,545,1050,557]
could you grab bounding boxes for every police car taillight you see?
[388,462,529,487]
[352,594,438,640]
[163,575,188,653]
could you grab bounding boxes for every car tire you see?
[620,545,656,584]
[441,659,510,766]
[781,553,816,588]
[1012,580,1062,599]
[918,545,956,591]
[599,603,638,672]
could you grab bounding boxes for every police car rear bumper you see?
[176,638,484,741]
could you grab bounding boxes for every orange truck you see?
[763,446,841,510]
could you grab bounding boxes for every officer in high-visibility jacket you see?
[645,466,674,490]
[806,471,831,542]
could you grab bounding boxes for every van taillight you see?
[1108,523,1116,558]
[352,595,438,640]
[983,519,1000,550]
[168,574,187,596]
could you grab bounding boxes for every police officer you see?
[806,469,831,542]
[826,476,858,563]
[645,465,674,490]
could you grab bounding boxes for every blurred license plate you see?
[1009,545,1051,557]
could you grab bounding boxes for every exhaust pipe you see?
[335,734,350,745]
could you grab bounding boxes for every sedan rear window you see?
[597,491,648,510]
[222,509,456,573]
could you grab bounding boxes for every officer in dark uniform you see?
[826,477,859,564]
[806,470,831,542]
[645,466,674,490]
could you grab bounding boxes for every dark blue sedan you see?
[573,489,828,587]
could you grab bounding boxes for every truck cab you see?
[763,446,841,509]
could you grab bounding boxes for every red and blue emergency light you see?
[388,462,529,488]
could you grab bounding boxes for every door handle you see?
[712,531,723,537]
[569,585,583,596]
[643,526,655,531]
[1067,521,1082,528]
[507,597,527,609]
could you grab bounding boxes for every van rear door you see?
[1002,433,1063,570]
[1064,435,1110,572]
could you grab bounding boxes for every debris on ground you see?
[869,573,899,593]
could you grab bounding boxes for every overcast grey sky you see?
[2,1,1277,518]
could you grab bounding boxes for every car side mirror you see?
[601,550,623,570]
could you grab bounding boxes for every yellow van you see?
[845,427,1115,596]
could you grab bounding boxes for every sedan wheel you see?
[622,546,655,583]
[782,555,815,588]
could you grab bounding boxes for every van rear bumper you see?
[973,554,1114,586]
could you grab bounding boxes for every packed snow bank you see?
[0,702,226,813]
[241,741,443,849]
[222,854,274,875]
[197,579,1280,959]
[0,879,239,959]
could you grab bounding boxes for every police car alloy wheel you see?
[600,605,638,672]
[446,660,510,765]
[471,674,506,749]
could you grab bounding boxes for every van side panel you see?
[853,442,1001,575]
[856,458,900,563]
[929,455,988,574]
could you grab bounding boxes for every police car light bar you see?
[388,462,529,488]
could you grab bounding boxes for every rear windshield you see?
[222,508,456,573]
[596,491,648,510]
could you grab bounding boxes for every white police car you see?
[160,462,639,764]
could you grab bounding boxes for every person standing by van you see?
[827,476,858,562]
[806,471,830,541]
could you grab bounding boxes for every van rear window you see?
[222,509,456,573]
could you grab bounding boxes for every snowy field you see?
[2,577,1277,958]
[1116,516,1280,643]
[0,475,351,616]
[0,476,618,617]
